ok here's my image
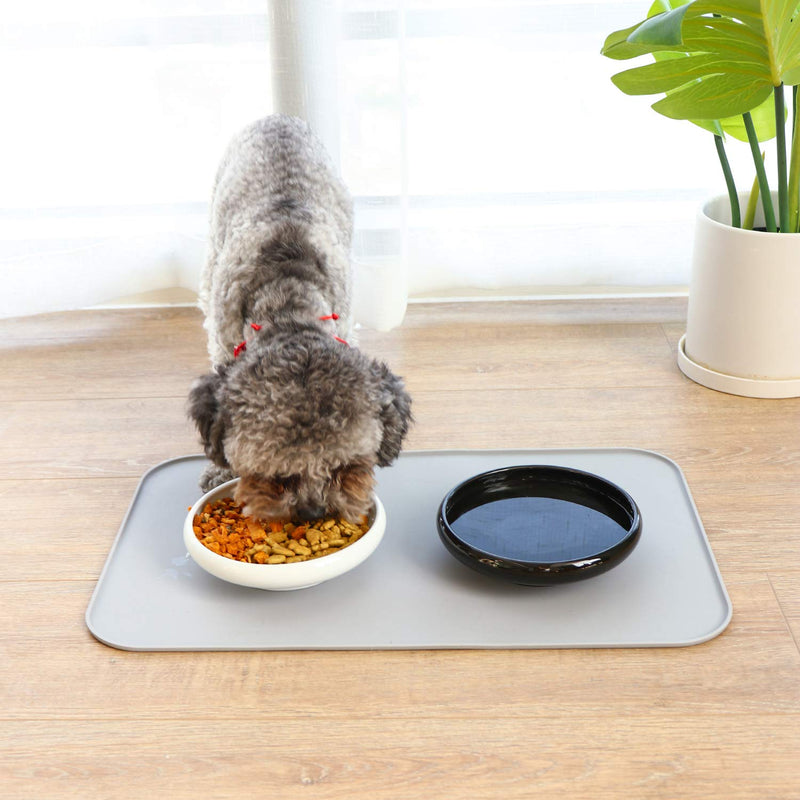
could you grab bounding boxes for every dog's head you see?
[188,327,411,523]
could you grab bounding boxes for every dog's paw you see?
[199,463,235,493]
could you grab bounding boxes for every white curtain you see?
[1,1,771,322]
[1,1,273,319]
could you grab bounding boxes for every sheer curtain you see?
[1,1,764,322]
[1,1,272,320]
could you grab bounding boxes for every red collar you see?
[233,315,348,358]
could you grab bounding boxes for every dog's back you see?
[200,115,354,365]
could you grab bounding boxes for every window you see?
[2,1,765,319]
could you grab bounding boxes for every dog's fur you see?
[188,115,412,522]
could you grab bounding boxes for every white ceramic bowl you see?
[184,478,386,591]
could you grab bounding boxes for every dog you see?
[188,115,412,523]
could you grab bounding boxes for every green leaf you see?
[628,5,693,47]
[612,54,744,96]
[601,20,688,60]
[646,1,731,138]
[652,73,773,119]
[601,0,800,229]
[766,0,800,77]
[603,0,800,120]
[601,2,694,60]
[649,0,690,13]
[692,118,727,136]
[683,0,800,87]
[714,92,779,141]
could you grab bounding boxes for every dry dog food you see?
[192,497,370,564]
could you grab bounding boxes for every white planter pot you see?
[677,192,800,398]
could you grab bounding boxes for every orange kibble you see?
[195,498,369,564]
[245,519,267,540]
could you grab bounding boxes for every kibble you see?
[192,497,370,564]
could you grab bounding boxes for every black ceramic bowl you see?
[437,465,642,586]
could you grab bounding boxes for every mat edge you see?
[85,455,206,644]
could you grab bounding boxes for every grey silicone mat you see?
[86,449,732,650]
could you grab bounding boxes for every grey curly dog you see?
[188,115,412,522]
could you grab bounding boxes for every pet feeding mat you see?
[86,449,731,650]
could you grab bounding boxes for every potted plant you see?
[602,0,800,398]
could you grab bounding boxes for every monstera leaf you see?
[603,0,780,143]
[602,0,800,229]
[603,0,800,122]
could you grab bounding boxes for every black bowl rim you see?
[437,464,641,570]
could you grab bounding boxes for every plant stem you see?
[775,85,789,232]
[743,155,763,230]
[714,134,740,228]
[789,86,800,233]
[743,111,777,231]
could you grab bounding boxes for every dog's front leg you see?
[199,463,235,493]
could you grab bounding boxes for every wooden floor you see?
[2,298,799,799]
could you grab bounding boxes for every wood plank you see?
[4,298,800,800]
[6,383,798,481]
[0,307,207,402]
[362,298,689,392]
[403,387,800,462]
[2,714,799,800]
[397,296,689,327]
[0,302,687,403]
[0,318,677,401]
[662,321,685,353]
[362,321,682,391]
[2,580,797,720]
[0,306,204,344]
[2,478,145,580]
[768,571,800,653]
[0,398,199,479]
[0,328,208,402]
[0,297,689,344]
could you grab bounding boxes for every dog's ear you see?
[373,361,413,467]
[188,368,230,467]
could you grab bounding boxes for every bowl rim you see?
[184,478,385,584]
[437,464,641,568]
